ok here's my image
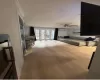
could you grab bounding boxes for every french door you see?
[34,28,54,40]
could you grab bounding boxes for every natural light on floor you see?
[33,40,66,48]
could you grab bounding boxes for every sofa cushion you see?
[85,37,95,41]
[69,36,86,40]
[65,39,86,46]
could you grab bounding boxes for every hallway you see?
[21,40,96,79]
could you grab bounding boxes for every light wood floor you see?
[20,40,96,79]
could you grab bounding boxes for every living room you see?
[0,0,100,79]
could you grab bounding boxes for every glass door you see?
[40,29,46,40]
[35,29,39,40]
[35,28,55,40]
[45,29,51,40]
[51,29,55,40]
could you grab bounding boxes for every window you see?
[35,28,54,40]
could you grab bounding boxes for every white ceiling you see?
[18,0,100,28]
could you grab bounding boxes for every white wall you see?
[0,0,24,78]
[58,27,95,39]
[67,27,80,37]
[58,28,68,36]
[15,0,24,20]
[67,27,95,38]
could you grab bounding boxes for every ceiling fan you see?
[56,22,78,28]
[64,24,78,27]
